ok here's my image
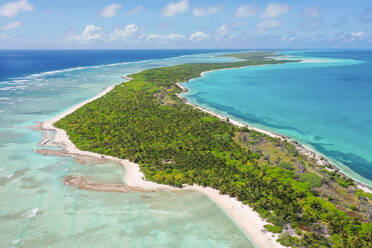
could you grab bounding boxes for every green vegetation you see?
[356,189,372,200]
[218,51,280,60]
[264,224,283,233]
[278,232,297,247]
[56,52,372,247]
[298,173,322,189]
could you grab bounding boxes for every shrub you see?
[264,224,282,233]
[299,173,322,189]
[278,232,295,247]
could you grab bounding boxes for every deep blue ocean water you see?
[0,49,237,80]
[183,50,372,186]
[0,50,255,248]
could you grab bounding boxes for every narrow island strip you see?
[39,52,372,248]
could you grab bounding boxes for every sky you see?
[0,0,372,49]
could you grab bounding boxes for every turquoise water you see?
[182,50,372,187]
[0,51,255,248]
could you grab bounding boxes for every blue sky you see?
[0,0,372,49]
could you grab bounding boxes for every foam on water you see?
[12,239,20,244]
[23,208,38,218]
[0,87,14,91]
[6,174,14,180]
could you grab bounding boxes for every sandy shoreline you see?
[39,62,371,248]
[41,82,175,191]
[185,185,284,248]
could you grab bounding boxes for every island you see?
[42,52,371,247]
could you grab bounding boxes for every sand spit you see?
[35,148,76,158]
[64,175,153,193]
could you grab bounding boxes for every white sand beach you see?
[185,185,285,248]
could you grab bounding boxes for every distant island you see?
[47,52,372,247]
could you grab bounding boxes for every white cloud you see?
[281,36,295,43]
[2,21,21,30]
[109,24,139,41]
[339,31,368,42]
[127,5,143,16]
[189,31,210,42]
[0,0,33,17]
[352,31,365,38]
[262,3,289,18]
[161,0,188,17]
[257,20,282,31]
[235,3,258,18]
[0,33,12,40]
[215,24,236,41]
[193,5,222,17]
[80,25,104,41]
[146,33,186,43]
[61,24,143,44]
[303,6,320,18]
[63,25,104,44]
[100,4,122,18]
[216,24,229,36]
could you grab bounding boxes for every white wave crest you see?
[18,59,152,80]
[0,87,16,91]
[23,208,38,218]
[12,239,20,244]
[12,79,30,83]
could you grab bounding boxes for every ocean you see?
[182,49,372,187]
[0,50,255,248]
